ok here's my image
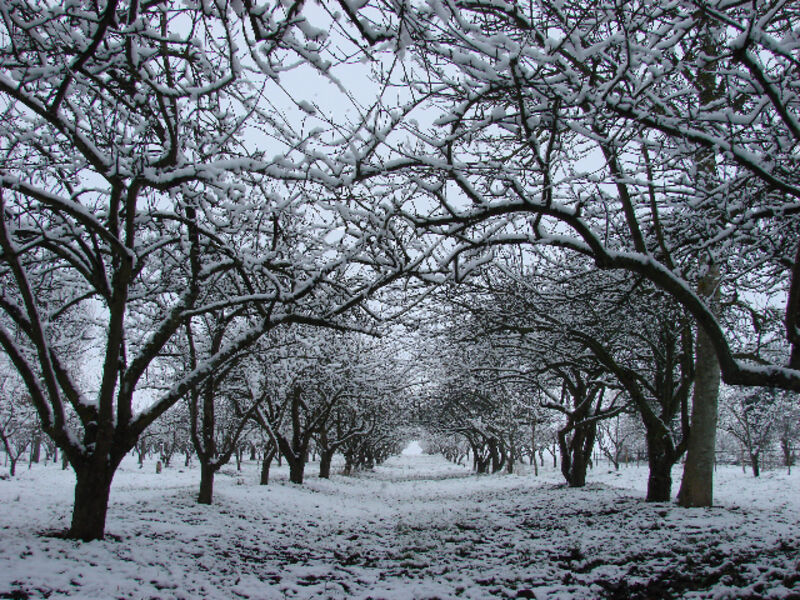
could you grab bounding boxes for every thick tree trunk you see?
[198,462,215,504]
[678,307,720,507]
[559,425,595,487]
[750,452,760,477]
[319,450,334,479]
[569,457,587,487]
[645,431,674,502]
[9,457,17,477]
[289,457,305,484]
[69,466,114,541]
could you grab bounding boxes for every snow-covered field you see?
[0,453,798,599]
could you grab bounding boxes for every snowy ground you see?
[0,453,798,599]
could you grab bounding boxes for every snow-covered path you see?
[0,454,798,599]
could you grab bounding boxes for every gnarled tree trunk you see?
[645,430,674,502]
[70,464,115,541]
[559,422,597,488]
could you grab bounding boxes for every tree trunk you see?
[30,436,41,464]
[259,455,271,485]
[568,451,587,487]
[678,21,721,507]
[365,448,374,469]
[489,440,503,473]
[9,457,17,477]
[750,452,760,477]
[289,456,305,484]
[319,450,334,479]
[506,440,515,474]
[646,431,674,502]
[260,446,275,485]
[678,291,720,507]
[198,462,215,504]
[780,438,794,468]
[475,450,489,473]
[69,466,114,541]
[559,424,596,487]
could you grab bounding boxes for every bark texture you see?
[69,465,115,541]
[678,290,721,507]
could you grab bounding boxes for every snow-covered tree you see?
[0,370,37,477]
[0,0,430,540]
[597,414,641,471]
[774,393,800,472]
[720,388,778,477]
[364,0,800,507]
